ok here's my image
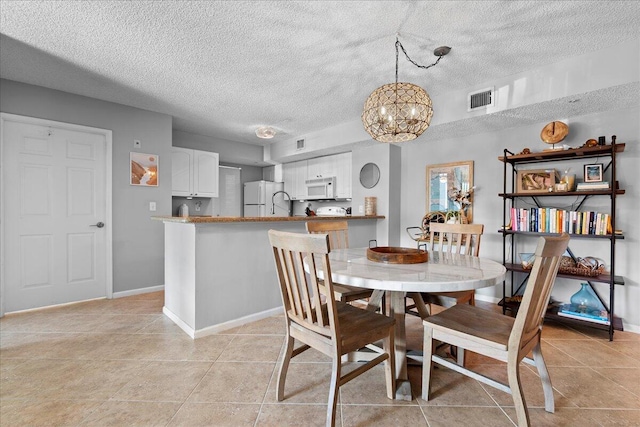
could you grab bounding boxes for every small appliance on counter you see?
[315,206,347,216]
[178,203,189,218]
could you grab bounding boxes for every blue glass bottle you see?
[570,283,603,314]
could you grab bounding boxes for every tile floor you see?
[1,291,639,426]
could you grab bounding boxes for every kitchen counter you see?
[155,215,385,338]
[152,215,384,223]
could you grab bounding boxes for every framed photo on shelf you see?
[516,169,557,193]
[584,163,603,183]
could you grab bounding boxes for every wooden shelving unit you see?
[499,144,625,340]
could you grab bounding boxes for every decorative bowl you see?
[367,247,428,264]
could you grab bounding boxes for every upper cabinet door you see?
[172,147,193,197]
[193,150,219,197]
[334,152,352,199]
[307,156,336,179]
[171,147,219,197]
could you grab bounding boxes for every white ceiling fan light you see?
[255,126,276,139]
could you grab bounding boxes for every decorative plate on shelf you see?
[540,121,569,144]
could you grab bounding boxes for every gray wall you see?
[400,107,640,328]
[1,79,172,294]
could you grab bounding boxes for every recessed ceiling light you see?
[256,126,276,139]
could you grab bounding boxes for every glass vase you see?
[570,283,604,314]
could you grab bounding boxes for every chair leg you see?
[277,334,294,401]
[326,356,341,427]
[507,358,530,427]
[421,327,435,401]
[383,327,396,400]
[532,342,554,413]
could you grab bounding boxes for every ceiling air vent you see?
[467,87,494,111]
[296,139,305,150]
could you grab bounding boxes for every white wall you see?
[400,107,639,331]
[0,79,172,294]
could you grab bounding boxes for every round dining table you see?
[321,247,506,400]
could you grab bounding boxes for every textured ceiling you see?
[1,1,639,151]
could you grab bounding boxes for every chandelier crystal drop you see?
[362,36,449,143]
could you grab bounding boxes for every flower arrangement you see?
[447,186,474,209]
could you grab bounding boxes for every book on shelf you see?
[576,181,610,190]
[508,208,611,235]
[558,303,610,325]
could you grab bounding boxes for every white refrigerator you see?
[243,180,285,217]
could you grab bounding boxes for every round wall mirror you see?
[359,163,380,189]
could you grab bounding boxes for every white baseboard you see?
[163,305,284,339]
[112,285,164,299]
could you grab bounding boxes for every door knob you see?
[90,222,105,228]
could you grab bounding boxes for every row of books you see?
[557,303,610,325]
[509,208,611,235]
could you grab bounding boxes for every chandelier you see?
[362,36,450,143]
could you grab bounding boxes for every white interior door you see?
[1,114,111,313]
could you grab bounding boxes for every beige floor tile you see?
[589,408,640,426]
[592,367,640,395]
[422,406,514,427]
[0,399,103,427]
[257,403,340,427]
[2,359,147,400]
[168,402,261,426]
[235,315,286,335]
[111,360,212,402]
[417,364,499,407]
[265,362,336,404]
[341,404,426,427]
[2,291,638,427]
[470,363,576,409]
[501,406,601,427]
[603,339,640,361]
[340,363,415,405]
[549,366,640,409]
[548,339,640,368]
[77,400,181,426]
[217,334,284,362]
[187,361,275,403]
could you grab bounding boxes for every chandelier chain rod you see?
[395,39,443,83]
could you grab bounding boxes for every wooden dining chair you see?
[269,230,396,427]
[306,221,374,303]
[422,222,485,307]
[422,234,569,427]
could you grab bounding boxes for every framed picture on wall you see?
[426,160,473,223]
[130,152,158,186]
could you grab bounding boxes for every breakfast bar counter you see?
[152,215,384,338]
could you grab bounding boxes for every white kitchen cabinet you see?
[307,155,336,179]
[171,147,219,197]
[283,153,352,200]
[283,160,308,200]
[334,152,352,199]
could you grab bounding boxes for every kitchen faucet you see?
[271,190,293,216]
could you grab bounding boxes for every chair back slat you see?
[428,223,484,256]
[269,230,338,337]
[306,221,349,250]
[510,234,570,354]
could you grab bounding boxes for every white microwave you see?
[305,177,335,200]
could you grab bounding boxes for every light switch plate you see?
[134,139,141,148]
[149,201,156,211]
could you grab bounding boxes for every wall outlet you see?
[149,201,156,211]
[134,139,141,148]
[359,205,364,213]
